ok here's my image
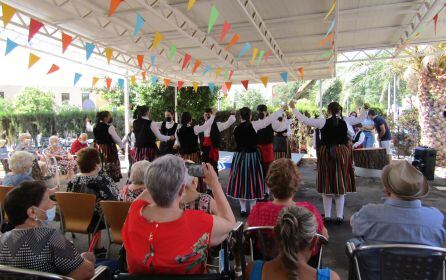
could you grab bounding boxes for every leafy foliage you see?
[14,87,55,114]
[234,89,268,110]
[322,79,343,107]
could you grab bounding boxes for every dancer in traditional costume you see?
[157,110,178,156]
[93,111,124,182]
[227,105,285,216]
[132,105,173,163]
[272,112,292,159]
[200,108,236,174]
[256,105,275,177]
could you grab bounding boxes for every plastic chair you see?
[346,241,446,280]
[0,185,14,226]
[99,200,131,258]
[0,264,109,280]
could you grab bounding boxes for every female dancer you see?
[227,105,285,216]
[272,112,292,159]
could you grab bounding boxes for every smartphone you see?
[185,162,204,178]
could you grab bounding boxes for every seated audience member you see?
[245,206,340,280]
[0,181,95,279]
[14,133,46,180]
[180,173,217,215]
[122,155,235,275]
[2,151,34,187]
[351,160,446,246]
[119,160,150,202]
[67,148,119,256]
[70,133,89,155]
[352,124,365,149]
[45,135,77,178]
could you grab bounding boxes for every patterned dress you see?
[181,193,212,214]
[118,185,145,202]
[44,146,77,175]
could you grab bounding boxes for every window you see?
[0,92,4,99]
[61,92,69,103]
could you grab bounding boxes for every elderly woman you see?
[2,151,34,186]
[14,133,46,180]
[119,160,150,202]
[122,155,235,275]
[0,181,95,279]
[180,173,218,215]
[44,135,77,178]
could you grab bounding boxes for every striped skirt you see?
[96,143,122,182]
[317,145,355,195]
[180,152,202,164]
[227,150,265,200]
[133,147,158,163]
[273,136,291,159]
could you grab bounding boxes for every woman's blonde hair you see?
[130,160,151,185]
[274,206,317,280]
[9,151,35,173]
[18,133,31,143]
[266,158,301,200]
[49,135,59,145]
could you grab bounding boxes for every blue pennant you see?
[118,78,124,89]
[133,14,145,36]
[202,65,211,76]
[208,82,215,92]
[150,55,156,69]
[5,38,18,56]
[151,75,158,85]
[237,42,251,59]
[325,18,336,37]
[280,72,288,83]
[73,73,82,86]
[85,42,95,61]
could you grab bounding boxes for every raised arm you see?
[252,109,284,132]
[150,122,171,142]
[344,110,368,125]
[193,114,216,135]
[291,109,325,129]
[108,125,124,149]
[216,115,236,132]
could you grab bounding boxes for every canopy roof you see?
[4,0,446,84]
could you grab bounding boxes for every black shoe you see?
[94,247,107,258]
[323,217,333,224]
[335,217,344,225]
[240,211,248,218]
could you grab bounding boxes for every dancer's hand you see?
[212,107,217,115]
[289,100,296,109]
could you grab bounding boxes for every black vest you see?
[177,125,199,154]
[161,121,178,136]
[320,116,348,146]
[133,118,157,148]
[93,122,113,145]
[199,121,221,149]
[257,124,274,144]
[353,131,363,144]
[234,122,258,152]
[159,121,178,154]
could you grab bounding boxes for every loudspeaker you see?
[412,147,436,181]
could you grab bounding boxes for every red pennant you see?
[61,32,73,53]
[264,51,272,62]
[219,21,232,42]
[46,64,60,75]
[228,70,234,80]
[225,34,240,50]
[106,78,112,90]
[225,82,232,91]
[178,81,184,90]
[191,59,201,75]
[28,18,44,42]
[109,0,124,16]
[433,14,439,35]
[241,80,249,90]
[141,71,146,81]
[182,53,191,70]
[137,55,144,69]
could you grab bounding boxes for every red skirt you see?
[258,143,274,164]
[202,137,219,163]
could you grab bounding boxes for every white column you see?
[393,74,398,123]
[387,81,391,115]
[174,85,178,122]
[124,76,130,135]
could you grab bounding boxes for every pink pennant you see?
[219,21,231,42]
[228,70,234,80]
[433,14,439,35]
[264,51,272,62]
[28,18,44,42]
[182,53,191,70]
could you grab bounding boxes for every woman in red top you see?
[247,158,328,264]
[122,155,236,275]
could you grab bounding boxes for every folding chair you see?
[0,264,109,280]
[0,186,14,226]
[346,241,446,280]
[99,200,131,258]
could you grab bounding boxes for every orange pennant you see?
[141,71,146,81]
[191,59,201,75]
[106,78,112,90]
[137,55,144,69]
[163,78,171,87]
[46,64,60,75]
[28,53,40,69]
[225,34,240,50]
[109,0,124,16]
[319,32,334,46]
[92,77,100,87]
[298,67,304,79]
[241,80,249,90]
[178,81,184,90]
[105,48,113,64]
[225,82,232,91]
[260,76,268,88]
[61,32,73,53]
[2,3,16,28]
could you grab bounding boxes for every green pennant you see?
[168,45,177,61]
[208,5,219,34]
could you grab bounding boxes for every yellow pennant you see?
[92,77,100,87]
[105,48,113,64]
[2,3,16,28]
[193,82,198,92]
[324,0,336,21]
[187,0,196,11]
[28,53,40,69]
[151,32,164,52]
[250,48,258,64]
[215,67,222,78]
[260,76,268,88]
[130,76,136,85]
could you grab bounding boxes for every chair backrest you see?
[0,264,74,280]
[115,273,230,280]
[55,192,96,234]
[0,186,14,205]
[243,226,276,261]
[99,200,131,244]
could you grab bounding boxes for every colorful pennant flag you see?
[151,32,164,52]
[47,64,60,75]
[141,71,146,81]
[280,72,288,83]
[433,14,439,35]
[168,45,176,61]
[133,14,145,36]
[109,0,124,16]
[193,82,198,92]
[178,80,184,90]
[28,18,44,42]
[151,75,158,85]
[238,42,251,59]
[150,55,156,70]
[61,32,73,53]
[85,42,95,61]
[137,55,144,69]
[202,65,211,76]
[222,83,228,96]
[105,48,113,64]
[225,34,240,50]
[298,67,304,79]
[215,67,222,78]
[208,5,219,34]
[225,82,232,91]
[5,38,18,56]
[264,50,272,62]
[182,53,191,70]
[319,32,334,46]
[187,0,196,11]
[130,76,135,85]
[250,48,258,64]
[260,76,268,88]
[118,78,124,89]
[241,80,249,90]
[2,3,16,28]
[229,70,234,80]
[73,73,82,86]
[224,69,229,80]
[106,78,112,90]
[321,49,333,58]
[324,0,336,21]
[92,77,99,87]
[163,78,171,87]
[220,21,232,42]
[325,18,336,37]
[256,50,265,64]
[28,53,40,69]
[191,59,201,75]
[208,82,215,92]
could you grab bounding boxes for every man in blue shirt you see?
[368,110,391,161]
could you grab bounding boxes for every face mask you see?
[108,118,113,124]
[33,206,56,225]
[80,141,87,145]
[165,117,172,122]
[258,112,265,119]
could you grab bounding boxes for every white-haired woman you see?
[119,160,150,202]
[2,151,35,187]
[44,135,77,178]
[14,133,46,180]
[122,155,235,275]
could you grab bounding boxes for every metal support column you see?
[174,86,178,123]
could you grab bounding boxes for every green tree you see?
[270,82,302,109]
[133,82,175,120]
[234,89,267,110]
[14,87,55,114]
[177,86,218,121]
[322,79,343,107]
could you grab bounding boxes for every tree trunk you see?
[418,63,446,167]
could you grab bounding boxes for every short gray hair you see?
[9,151,35,173]
[130,160,151,185]
[49,135,58,144]
[144,155,187,207]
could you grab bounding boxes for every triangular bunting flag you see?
[298,67,304,79]
[178,80,184,90]
[28,53,40,69]
[5,38,18,56]
[433,14,439,35]
[106,78,112,90]
[182,53,191,70]
[47,64,60,75]
[321,49,333,58]
[260,76,268,88]
[264,50,272,62]
[137,55,144,69]
[163,78,171,87]
[61,32,73,53]
[92,77,99,87]
[73,73,82,86]
[151,75,158,85]
[256,50,265,64]
[202,65,211,76]
[109,0,124,16]
[151,32,164,52]
[105,48,113,64]
[250,48,258,64]
[238,42,251,59]
[208,5,219,33]
[118,78,124,89]
[222,83,228,96]
[320,32,334,46]
[225,82,232,91]
[224,69,230,80]
[325,18,336,37]
[28,18,44,42]
[225,34,240,50]
[241,80,249,90]
[150,55,156,70]
[85,42,95,61]
[193,82,198,92]
[141,71,146,81]
[187,0,196,11]
[280,72,288,83]
[133,14,145,36]
[191,59,201,75]
[324,0,336,21]
[130,76,135,85]
[2,3,16,28]
[215,67,222,78]
[220,21,231,42]
[229,70,234,80]
[208,83,215,92]
[168,45,176,61]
